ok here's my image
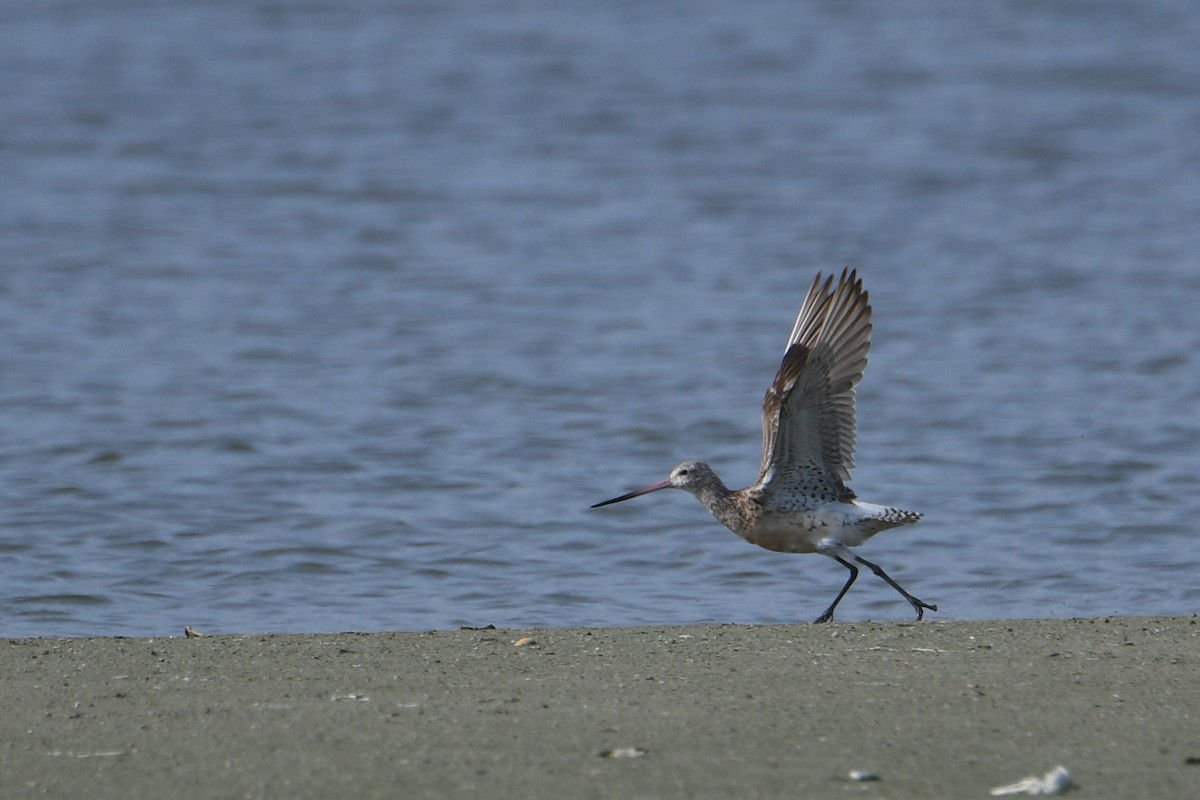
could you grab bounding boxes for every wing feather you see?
[756,268,872,501]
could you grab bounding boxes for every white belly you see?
[739,501,902,553]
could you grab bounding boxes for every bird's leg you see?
[853,555,937,621]
[813,557,858,624]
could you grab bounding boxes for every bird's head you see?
[590,460,718,508]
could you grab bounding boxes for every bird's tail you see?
[847,501,922,541]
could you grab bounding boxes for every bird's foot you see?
[909,598,938,621]
[811,606,840,623]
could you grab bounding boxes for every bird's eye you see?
[678,469,689,476]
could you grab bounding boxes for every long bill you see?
[590,479,671,508]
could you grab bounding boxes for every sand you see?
[1,616,1197,798]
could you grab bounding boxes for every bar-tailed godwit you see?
[592,269,935,623]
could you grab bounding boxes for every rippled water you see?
[1,1,1198,637]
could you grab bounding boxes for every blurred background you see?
[1,0,1197,637]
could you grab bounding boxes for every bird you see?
[591,268,935,624]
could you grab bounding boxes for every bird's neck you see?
[691,478,753,536]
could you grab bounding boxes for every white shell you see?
[990,765,1073,796]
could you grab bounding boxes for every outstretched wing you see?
[755,268,872,502]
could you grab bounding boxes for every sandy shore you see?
[1,616,1196,798]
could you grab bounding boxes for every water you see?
[1,0,1197,637]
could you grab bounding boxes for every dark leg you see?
[854,555,937,621]
[813,557,858,624]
